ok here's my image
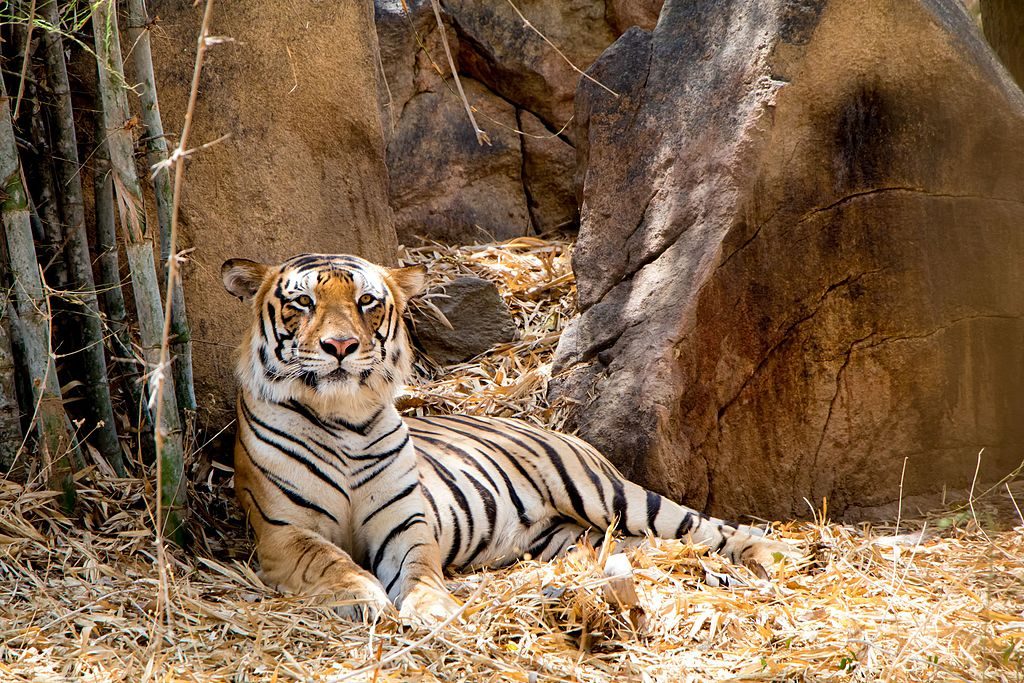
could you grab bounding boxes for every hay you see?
[1,238,1022,682]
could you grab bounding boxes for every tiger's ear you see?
[386,264,427,308]
[222,258,269,302]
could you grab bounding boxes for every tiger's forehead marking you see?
[275,255,387,298]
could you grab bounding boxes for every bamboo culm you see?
[24,92,69,289]
[94,131,156,464]
[93,0,186,541]
[39,0,124,475]
[0,287,23,474]
[0,76,81,506]
[126,0,197,417]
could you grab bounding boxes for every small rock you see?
[411,277,518,365]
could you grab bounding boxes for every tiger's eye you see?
[358,293,376,306]
[295,295,313,308]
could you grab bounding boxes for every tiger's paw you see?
[329,576,396,622]
[398,583,460,627]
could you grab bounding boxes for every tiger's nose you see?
[320,337,359,360]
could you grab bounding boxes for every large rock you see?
[150,0,398,421]
[387,78,531,244]
[444,0,618,136]
[376,1,531,244]
[606,0,665,34]
[551,0,1024,520]
[375,0,458,137]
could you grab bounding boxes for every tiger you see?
[221,252,801,624]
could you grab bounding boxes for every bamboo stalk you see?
[126,0,197,417]
[0,284,24,475]
[25,91,70,289]
[0,75,81,506]
[93,122,155,465]
[93,0,186,542]
[39,0,124,475]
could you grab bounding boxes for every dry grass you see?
[1,238,1022,682]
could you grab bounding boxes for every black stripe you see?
[499,419,599,530]
[242,399,343,474]
[385,542,427,595]
[241,488,289,526]
[423,454,476,542]
[240,441,340,523]
[266,303,291,363]
[371,512,428,574]
[608,476,627,532]
[420,486,441,541]
[676,512,696,537]
[351,435,410,476]
[362,482,419,526]
[353,453,412,490]
[282,399,382,436]
[527,522,569,559]
[241,405,350,504]
[363,423,403,450]
[410,432,502,492]
[714,527,728,553]
[431,416,552,502]
[646,490,662,531]
[444,505,462,568]
[458,471,497,567]
[411,422,531,526]
[282,254,327,269]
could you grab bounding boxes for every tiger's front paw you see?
[398,583,460,627]
[330,575,396,622]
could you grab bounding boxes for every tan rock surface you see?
[150,0,398,422]
[552,0,1024,519]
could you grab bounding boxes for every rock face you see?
[606,0,665,34]
[445,0,618,135]
[551,0,1024,520]
[520,111,578,234]
[150,0,398,421]
[387,77,531,244]
[375,0,663,244]
[412,277,518,365]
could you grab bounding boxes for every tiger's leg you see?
[613,483,800,569]
[547,460,800,569]
[354,468,459,625]
[256,525,393,621]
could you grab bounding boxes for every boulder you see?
[375,0,458,138]
[444,0,618,137]
[412,277,518,365]
[375,0,532,244]
[520,110,578,233]
[606,0,665,34]
[387,77,531,244]
[551,0,1024,520]
[150,0,398,423]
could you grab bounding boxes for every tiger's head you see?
[222,253,425,416]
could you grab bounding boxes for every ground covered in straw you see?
[1,239,1022,682]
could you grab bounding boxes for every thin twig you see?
[151,0,217,636]
[1006,483,1024,526]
